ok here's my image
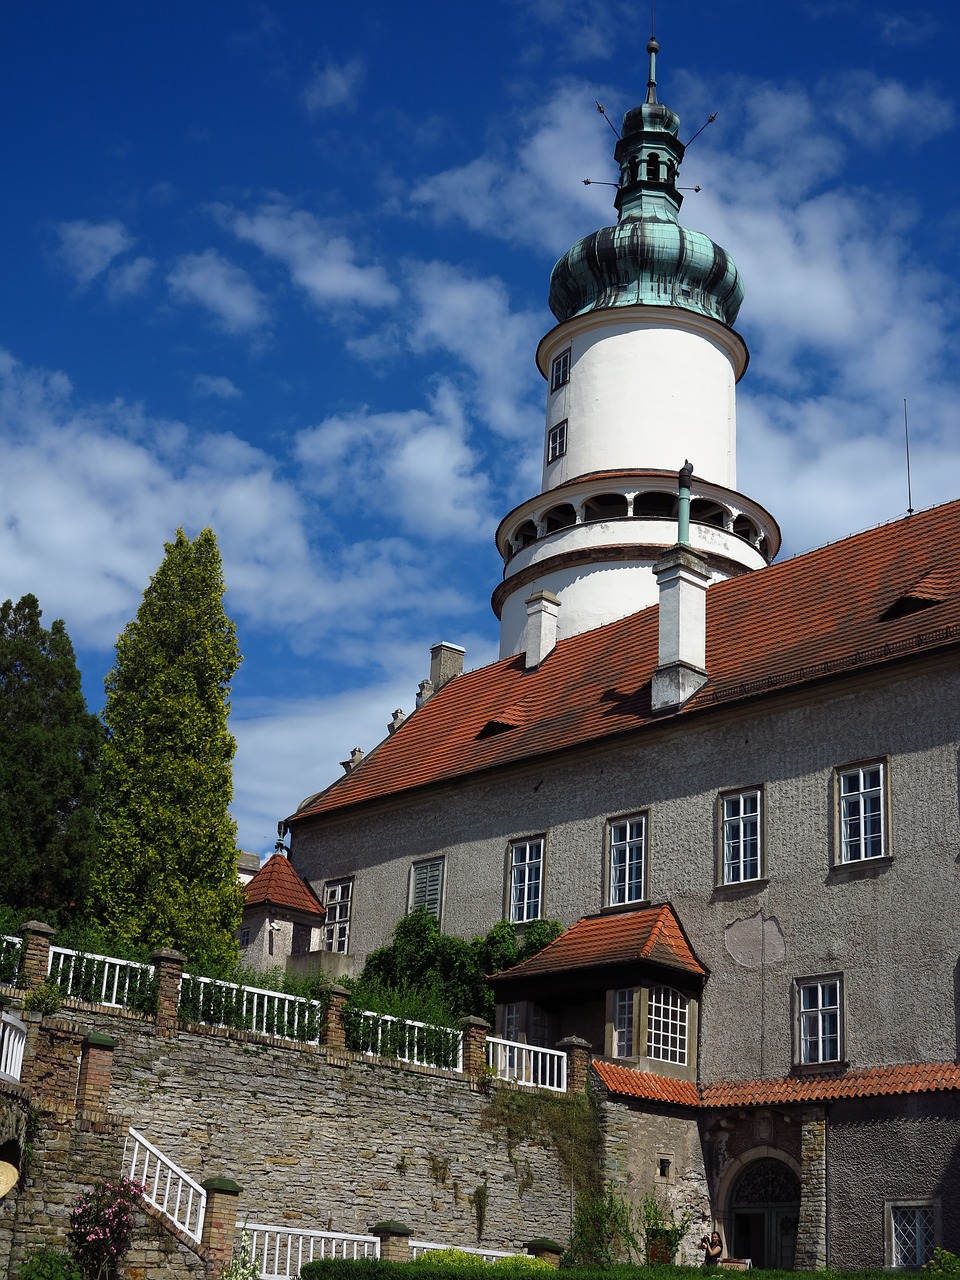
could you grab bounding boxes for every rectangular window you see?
[839,762,885,861]
[721,788,762,883]
[614,988,635,1058]
[646,986,688,1064]
[547,419,568,462]
[239,926,250,949]
[550,348,571,392]
[609,814,647,904]
[411,858,444,919]
[891,1204,937,1268]
[322,879,353,952]
[798,976,841,1064]
[501,1002,522,1042]
[509,837,544,923]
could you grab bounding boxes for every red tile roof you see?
[489,905,707,983]
[290,501,960,823]
[245,853,324,917]
[593,1059,960,1108]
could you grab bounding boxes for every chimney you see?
[416,678,433,708]
[522,590,561,669]
[340,746,364,773]
[387,708,406,735]
[650,545,710,711]
[430,642,465,691]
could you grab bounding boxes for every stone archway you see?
[729,1157,800,1269]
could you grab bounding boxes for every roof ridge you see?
[640,903,672,960]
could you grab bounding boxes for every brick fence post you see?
[795,1104,828,1269]
[371,1221,411,1262]
[460,1016,490,1079]
[322,984,350,1051]
[200,1176,242,1273]
[151,949,186,1038]
[17,920,55,990]
[557,1036,591,1094]
[77,1032,117,1110]
[526,1239,563,1268]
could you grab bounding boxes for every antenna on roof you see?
[595,101,622,140]
[903,398,915,515]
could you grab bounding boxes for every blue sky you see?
[2,1,959,856]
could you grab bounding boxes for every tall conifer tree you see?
[92,528,244,969]
[0,594,101,922]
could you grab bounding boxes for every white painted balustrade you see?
[411,1240,520,1263]
[0,1009,26,1083]
[247,1224,380,1278]
[179,973,324,1042]
[123,1127,206,1242]
[353,1010,463,1071]
[485,1036,567,1092]
[1,933,21,984]
[48,945,155,1009]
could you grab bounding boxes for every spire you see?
[646,35,659,105]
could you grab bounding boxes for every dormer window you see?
[551,349,571,392]
[547,420,568,463]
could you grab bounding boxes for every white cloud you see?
[294,380,494,541]
[167,249,268,333]
[105,255,155,300]
[878,12,939,46]
[222,201,399,309]
[302,56,365,114]
[55,219,134,287]
[193,373,242,399]
[828,71,955,146]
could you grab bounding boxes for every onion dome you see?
[548,38,743,328]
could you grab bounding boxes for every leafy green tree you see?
[357,911,562,1023]
[90,528,244,970]
[0,594,101,923]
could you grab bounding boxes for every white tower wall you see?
[538,307,746,492]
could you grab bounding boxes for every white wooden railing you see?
[1,934,22,985]
[48,945,155,1010]
[123,1126,206,1242]
[486,1036,567,1092]
[0,1009,26,1083]
[410,1240,520,1263]
[247,1224,380,1278]
[178,974,324,1043]
[352,1010,464,1072]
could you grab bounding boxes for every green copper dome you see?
[548,39,743,328]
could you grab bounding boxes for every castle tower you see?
[494,38,780,657]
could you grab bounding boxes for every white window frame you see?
[646,986,688,1064]
[797,975,842,1064]
[838,761,886,862]
[614,987,636,1058]
[509,837,544,923]
[547,419,568,463]
[887,1200,939,1268]
[550,348,571,392]
[721,787,762,883]
[608,814,647,905]
[410,857,444,920]
[322,879,353,953]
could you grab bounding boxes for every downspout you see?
[678,459,693,546]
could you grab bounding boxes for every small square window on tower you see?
[547,419,568,463]
[551,348,571,392]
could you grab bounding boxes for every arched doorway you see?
[729,1157,800,1269]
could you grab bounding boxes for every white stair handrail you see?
[123,1126,206,1242]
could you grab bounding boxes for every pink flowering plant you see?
[68,1176,145,1280]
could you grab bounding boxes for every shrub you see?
[22,979,62,1015]
[69,1176,144,1279]
[926,1250,960,1273]
[18,1251,83,1280]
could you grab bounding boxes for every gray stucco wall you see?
[292,658,960,1084]
[827,1093,960,1268]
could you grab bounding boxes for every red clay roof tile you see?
[245,853,324,917]
[490,905,707,983]
[289,501,960,823]
[594,1059,960,1108]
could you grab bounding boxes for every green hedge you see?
[300,1261,897,1280]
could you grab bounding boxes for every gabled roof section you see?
[593,1059,960,1108]
[245,853,324,917]
[291,500,960,823]
[489,905,706,983]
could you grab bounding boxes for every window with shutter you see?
[411,858,444,919]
